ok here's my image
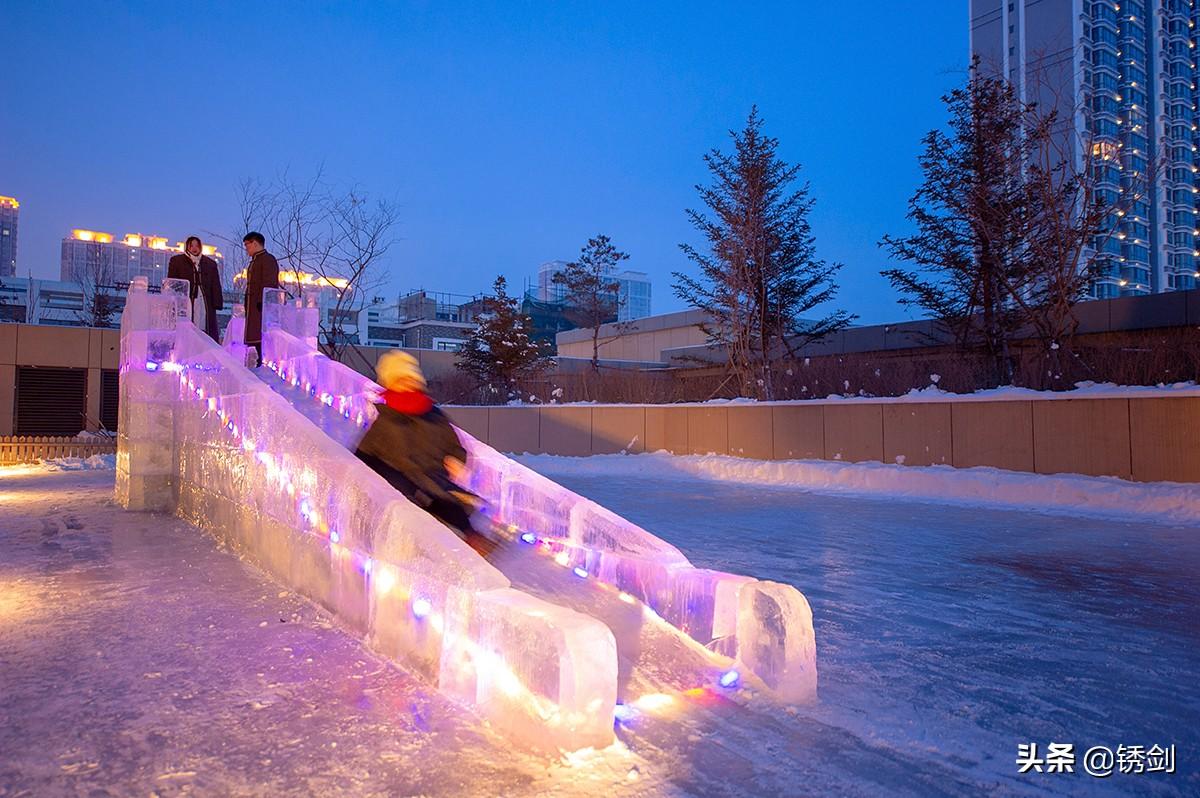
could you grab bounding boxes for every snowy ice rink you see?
[2,456,1197,796]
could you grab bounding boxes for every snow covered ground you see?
[2,458,1196,795]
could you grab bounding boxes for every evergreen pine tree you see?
[457,275,551,402]
[673,107,854,400]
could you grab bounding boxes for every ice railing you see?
[117,282,619,752]
[261,312,818,703]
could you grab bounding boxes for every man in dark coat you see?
[354,350,495,556]
[242,231,280,365]
[167,236,224,340]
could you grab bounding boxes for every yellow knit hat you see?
[376,350,427,391]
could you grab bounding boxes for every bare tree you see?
[322,191,399,362]
[211,168,399,362]
[553,234,625,371]
[72,241,118,328]
[1008,54,1149,386]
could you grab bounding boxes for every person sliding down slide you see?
[354,350,497,557]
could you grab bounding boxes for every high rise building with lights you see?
[59,229,225,288]
[0,196,18,277]
[970,0,1200,298]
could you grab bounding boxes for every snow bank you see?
[41,454,116,471]
[517,452,1200,527]
[487,379,1200,407]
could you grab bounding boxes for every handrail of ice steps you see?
[115,283,616,752]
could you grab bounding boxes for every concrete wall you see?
[448,396,1200,483]
[0,323,120,436]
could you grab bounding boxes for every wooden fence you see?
[0,436,117,466]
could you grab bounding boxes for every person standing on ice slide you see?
[353,350,497,557]
[167,236,224,340]
[242,231,280,367]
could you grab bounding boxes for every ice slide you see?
[115,283,817,752]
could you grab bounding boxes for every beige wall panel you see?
[823,404,884,463]
[486,407,540,454]
[591,406,646,454]
[539,406,592,456]
[687,406,728,455]
[883,403,952,466]
[951,401,1035,472]
[772,405,824,460]
[1032,399,1131,478]
[446,406,489,444]
[1129,397,1200,482]
[16,325,91,368]
[726,405,774,460]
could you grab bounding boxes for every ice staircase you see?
[115,283,817,752]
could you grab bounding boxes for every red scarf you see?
[381,389,434,416]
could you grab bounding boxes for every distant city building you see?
[970,0,1200,298]
[59,229,227,289]
[0,196,18,277]
[534,260,652,321]
[359,290,482,350]
[0,274,239,330]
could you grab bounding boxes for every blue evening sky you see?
[1,2,964,324]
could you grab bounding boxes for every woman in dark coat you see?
[167,236,225,340]
[241,231,280,363]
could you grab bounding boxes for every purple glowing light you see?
[520,532,537,544]
[412,598,432,619]
[718,669,740,688]
[573,567,588,579]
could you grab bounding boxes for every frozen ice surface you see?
[518,452,1200,795]
[0,471,644,796]
[9,462,1196,795]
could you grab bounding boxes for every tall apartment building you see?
[534,260,652,321]
[60,229,225,288]
[970,0,1200,298]
[0,196,18,277]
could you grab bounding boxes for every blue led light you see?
[719,669,740,688]
[613,703,637,723]
[412,598,432,619]
[330,531,341,544]
[520,532,537,544]
[573,567,588,579]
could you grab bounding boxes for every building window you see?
[432,337,463,352]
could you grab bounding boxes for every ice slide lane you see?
[116,285,816,752]
[255,367,852,786]
[259,368,745,706]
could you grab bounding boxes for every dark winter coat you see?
[244,250,280,347]
[167,253,224,340]
[354,391,468,512]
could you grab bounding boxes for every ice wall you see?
[259,318,818,705]
[116,283,618,752]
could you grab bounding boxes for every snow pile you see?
[41,454,116,471]
[483,379,1200,407]
[517,452,1200,527]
